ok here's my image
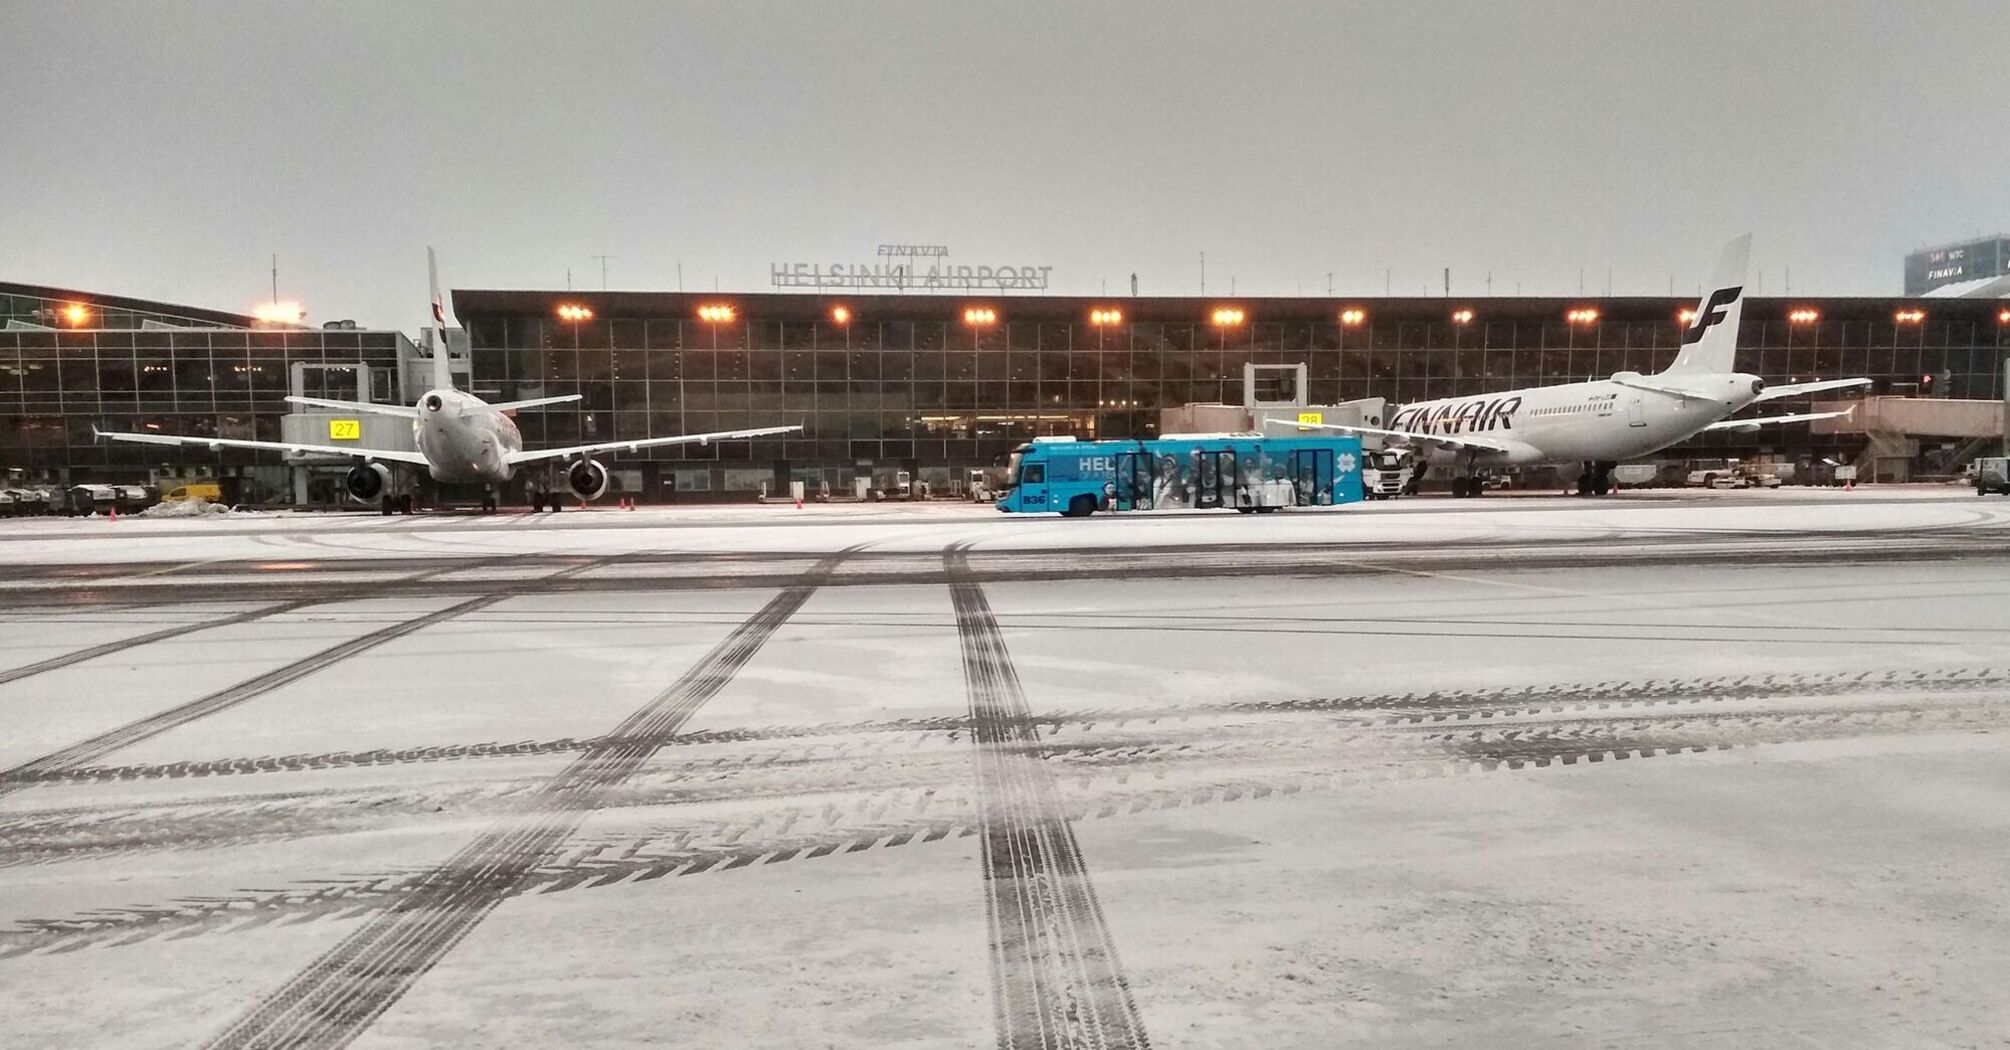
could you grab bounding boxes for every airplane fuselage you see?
[412,388,524,483]
[1393,372,1765,467]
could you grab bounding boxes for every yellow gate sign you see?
[328,419,362,441]
[1295,411,1324,428]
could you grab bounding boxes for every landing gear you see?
[1450,476,1485,498]
[379,496,395,516]
[480,486,498,514]
[548,493,563,513]
[1575,461,1616,496]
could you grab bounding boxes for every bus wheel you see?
[1065,495,1096,518]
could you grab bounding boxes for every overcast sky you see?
[3,0,2006,330]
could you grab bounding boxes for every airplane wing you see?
[1754,377,1871,402]
[1267,418,1514,454]
[1702,407,1854,433]
[505,424,803,465]
[475,395,583,415]
[94,426,433,465]
[283,396,421,418]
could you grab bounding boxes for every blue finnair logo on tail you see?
[1682,286,1741,345]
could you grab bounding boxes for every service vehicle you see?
[995,433,1364,516]
[1361,448,1414,499]
[1976,456,2010,496]
[161,481,223,503]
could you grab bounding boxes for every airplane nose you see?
[424,394,444,412]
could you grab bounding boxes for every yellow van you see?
[162,481,223,503]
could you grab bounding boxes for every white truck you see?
[1361,448,1415,500]
[1975,456,2010,496]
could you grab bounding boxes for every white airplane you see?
[1273,235,1868,496]
[97,250,801,513]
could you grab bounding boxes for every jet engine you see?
[345,463,393,503]
[565,459,610,502]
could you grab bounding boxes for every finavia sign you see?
[771,246,1052,291]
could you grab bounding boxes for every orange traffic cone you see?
[108,505,117,522]
[1844,479,1853,491]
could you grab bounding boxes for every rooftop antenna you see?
[566,267,573,291]
[593,254,616,290]
[677,263,684,292]
[1327,272,1334,295]
[270,253,278,305]
[1200,251,1206,295]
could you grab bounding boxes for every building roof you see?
[0,281,263,328]
[452,288,2009,325]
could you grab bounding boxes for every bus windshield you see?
[1002,447,1028,488]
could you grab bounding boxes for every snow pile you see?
[139,499,240,518]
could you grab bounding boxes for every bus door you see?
[1014,460,1049,511]
[1195,450,1236,509]
[1112,451,1153,511]
[1288,448,1335,506]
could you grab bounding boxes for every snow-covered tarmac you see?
[2,488,2008,1048]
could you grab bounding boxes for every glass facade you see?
[458,291,2010,486]
[0,285,408,478]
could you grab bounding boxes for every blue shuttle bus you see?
[995,434,1365,516]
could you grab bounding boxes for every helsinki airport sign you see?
[770,245,1052,291]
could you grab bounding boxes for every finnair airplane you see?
[98,250,800,512]
[1273,235,1868,496]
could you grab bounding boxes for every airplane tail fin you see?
[428,247,453,391]
[1664,234,1751,375]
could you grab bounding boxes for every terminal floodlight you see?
[1566,307,1599,325]
[1089,308,1123,326]
[556,303,594,322]
[1788,308,1819,324]
[61,303,91,327]
[1210,307,1246,327]
[1894,308,1926,324]
[1339,308,1366,326]
[963,306,997,326]
[830,305,851,325]
[253,301,304,325]
[1451,308,1474,325]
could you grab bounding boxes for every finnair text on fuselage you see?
[1387,395,1525,435]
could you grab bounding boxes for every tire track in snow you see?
[21,665,2004,788]
[0,557,599,798]
[196,547,855,1050]
[0,600,315,687]
[9,694,2005,959]
[947,542,1151,1050]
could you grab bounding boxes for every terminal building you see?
[5,278,2006,501]
[454,289,2010,494]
